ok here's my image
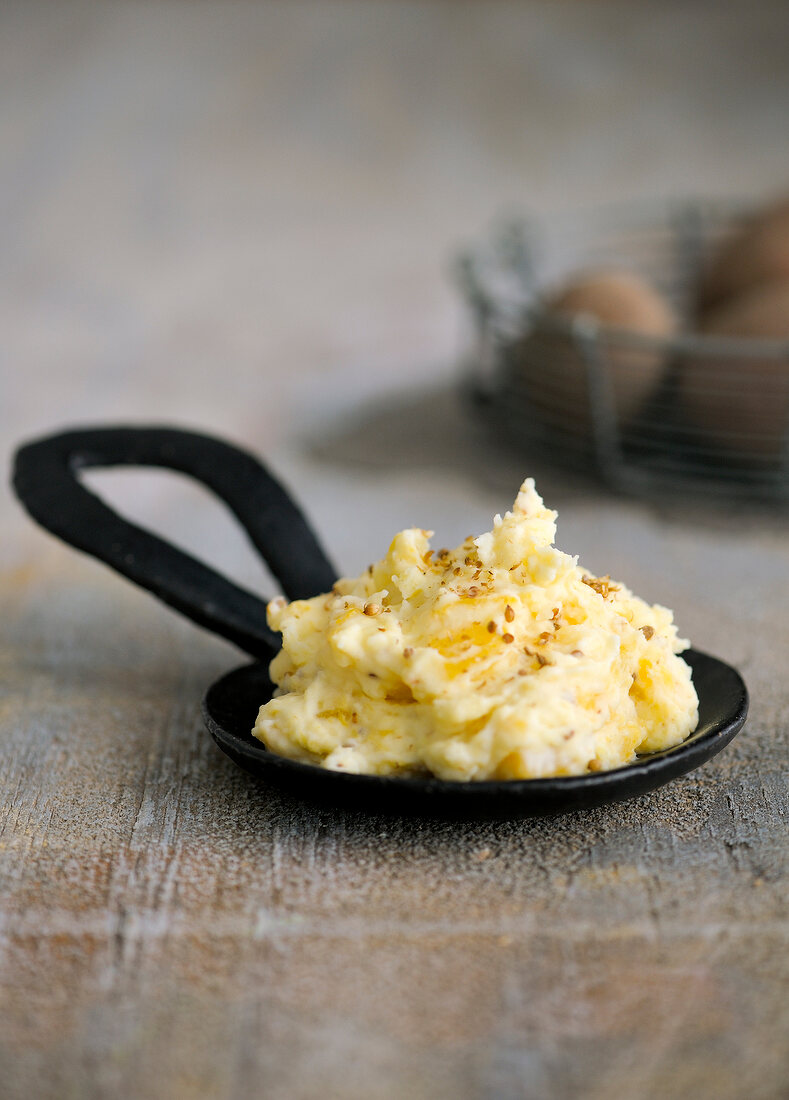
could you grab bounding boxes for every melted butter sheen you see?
[253,480,699,780]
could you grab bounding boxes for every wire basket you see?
[457,199,789,500]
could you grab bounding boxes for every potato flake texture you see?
[253,480,698,780]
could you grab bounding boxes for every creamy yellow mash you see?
[253,481,698,780]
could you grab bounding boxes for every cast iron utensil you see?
[12,425,748,820]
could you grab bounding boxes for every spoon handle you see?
[12,425,337,659]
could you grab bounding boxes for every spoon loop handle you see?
[12,425,338,659]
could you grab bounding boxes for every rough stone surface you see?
[2,3,789,1098]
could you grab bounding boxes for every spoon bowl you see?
[203,649,747,819]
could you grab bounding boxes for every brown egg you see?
[698,195,789,315]
[678,281,789,461]
[543,270,676,337]
[511,271,676,450]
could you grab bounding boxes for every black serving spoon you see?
[12,426,748,820]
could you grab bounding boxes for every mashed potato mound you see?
[253,481,699,780]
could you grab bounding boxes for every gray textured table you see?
[2,3,789,1097]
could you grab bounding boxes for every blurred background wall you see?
[4,0,789,571]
